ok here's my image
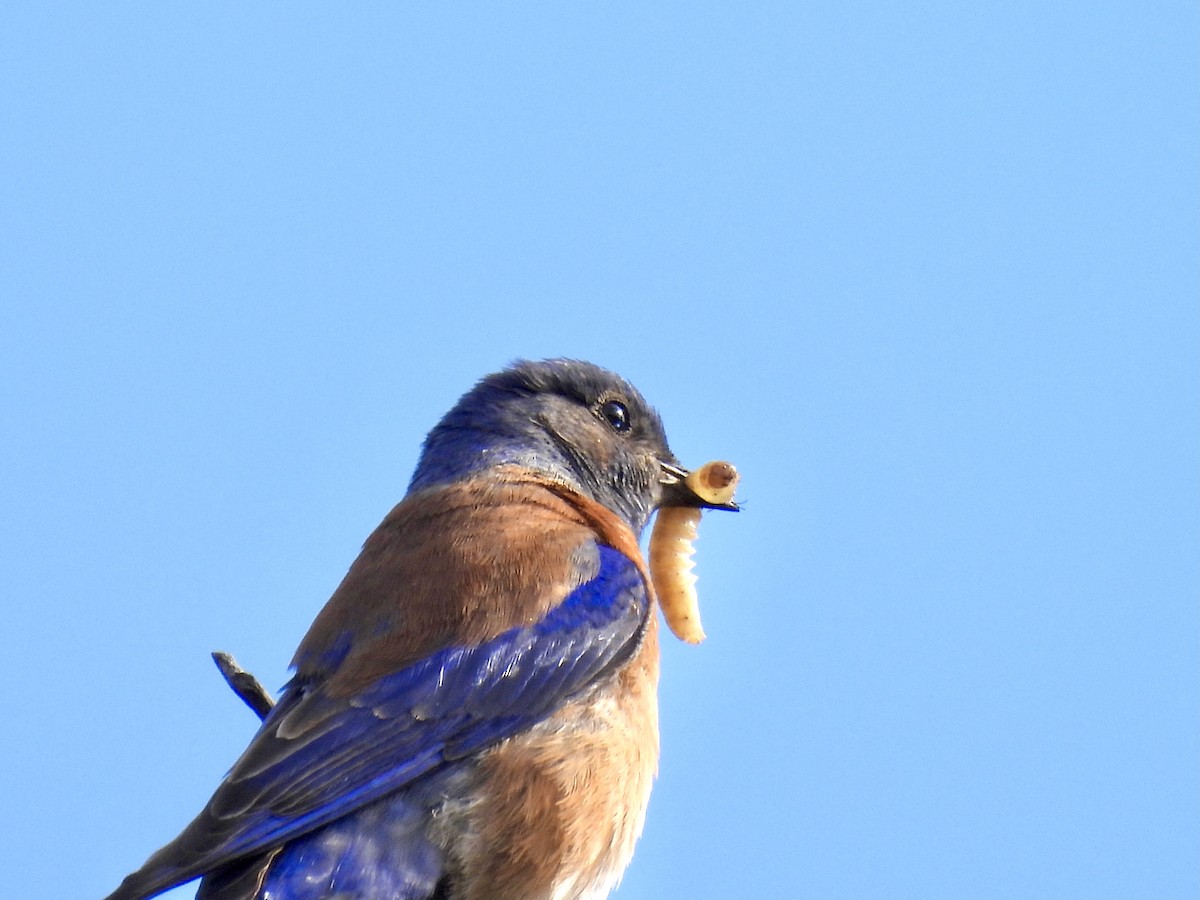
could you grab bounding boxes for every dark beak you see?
[659,461,740,512]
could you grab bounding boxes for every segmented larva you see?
[650,460,739,644]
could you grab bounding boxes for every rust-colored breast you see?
[448,615,660,900]
[292,469,662,899]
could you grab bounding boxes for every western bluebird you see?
[104,358,736,900]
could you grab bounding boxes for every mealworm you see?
[650,460,739,644]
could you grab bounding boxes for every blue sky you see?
[3,4,1197,899]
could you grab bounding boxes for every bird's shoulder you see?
[293,468,652,698]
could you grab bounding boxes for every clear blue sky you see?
[3,5,1197,899]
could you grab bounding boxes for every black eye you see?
[599,399,631,433]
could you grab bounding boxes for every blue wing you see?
[107,543,649,900]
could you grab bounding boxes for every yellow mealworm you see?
[650,460,739,644]
[687,460,738,506]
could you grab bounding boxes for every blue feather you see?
[180,545,649,879]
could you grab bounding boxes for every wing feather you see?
[105,544,649,900]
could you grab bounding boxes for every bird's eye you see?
[599,399,631,433]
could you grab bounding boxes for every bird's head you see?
[409,358,731,534]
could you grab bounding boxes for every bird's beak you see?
[658,461,740,512]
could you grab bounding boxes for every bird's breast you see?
[436,615,661,900]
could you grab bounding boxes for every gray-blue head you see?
[409,359,716,534]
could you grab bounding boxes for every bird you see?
[104,358,737,900]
